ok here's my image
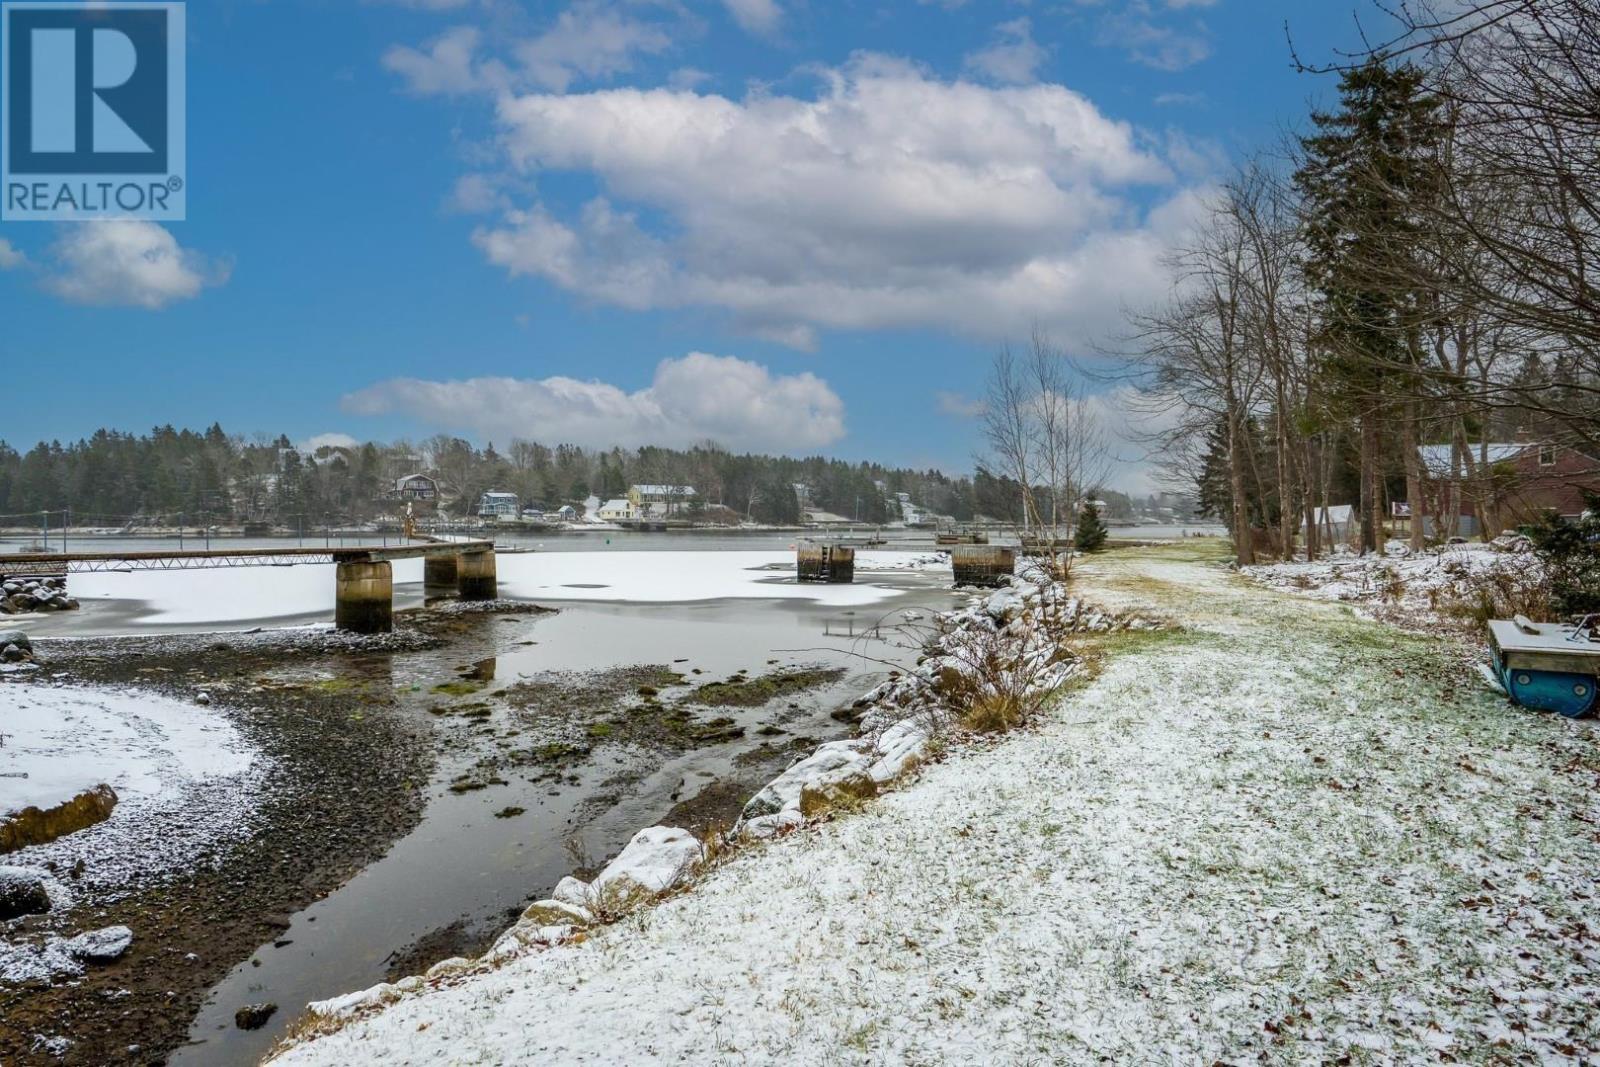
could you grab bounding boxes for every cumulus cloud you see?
[42,221,228,309]
[722,0,782,37]
[342,352,846,452]
[465,54,1198,348]
[0,238,24,270]
[963,18,1048,85]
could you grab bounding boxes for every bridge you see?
[0,540,500,634]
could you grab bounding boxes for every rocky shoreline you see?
[0,622,442,1064]
[270,579,1161,1054]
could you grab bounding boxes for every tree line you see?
[0,426,1053,528]
[1112,0,1599,565]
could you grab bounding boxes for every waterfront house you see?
[597,498,633,521]
[478,491,520,520]
[627,485,697,519]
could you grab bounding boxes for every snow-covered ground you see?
[0,685,264,893]
[1243,541,1544,634]
[273,546,1600,1064]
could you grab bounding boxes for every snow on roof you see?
[1418,443,1527,475]
[600,499,630,510]
[631,485,696,496]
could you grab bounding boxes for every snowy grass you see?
[273,545,1600,1065]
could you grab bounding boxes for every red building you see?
[1418,441,1600,534]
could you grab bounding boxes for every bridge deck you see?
[0,540,495,576]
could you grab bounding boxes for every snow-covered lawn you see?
[273,545,1600,1064]
[1243,541,1544,634]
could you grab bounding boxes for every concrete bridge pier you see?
[335,560,394,633]
[457,549,497,600]
[423,553,459,592]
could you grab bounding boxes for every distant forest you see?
[0,425,1154,527]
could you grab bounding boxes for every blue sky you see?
[0,0,1386,490]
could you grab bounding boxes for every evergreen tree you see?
[1074,502,1108,553]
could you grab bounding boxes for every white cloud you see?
[1096,6,1212,71]
[514,2,672,92]
[722,0,782,37]
[0,238,24,270]
[303,432,362,453]
[383,26,496,95]
[963,18,1048,85]
[384,4,674,97]
[42,222,227,309]
[468,54,1196,348]
[342,352,846,452]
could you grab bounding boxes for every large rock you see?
[799,766,878,818]
[0,784,117,854]
[868,719,931,784]
[589,826,703,915]
[519,898,593,928]
[63,925,132,962]
[741,740,872,820]
[235,1003,278,1030]
[0,628,31,653]
[551,875,591,909]
[0,868,52,920]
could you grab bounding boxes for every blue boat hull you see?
[1496,650,1598,718]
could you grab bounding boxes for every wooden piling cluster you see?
[797,541,855,583]
[950,545,1015,588]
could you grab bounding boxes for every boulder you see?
[550,875,591,909]
[0,784,118,854]
[867,719,931,784]
[0,644,25,663]
[741,740,871,820]
[63,925,132,962]
[234,1003,278,1030]
[519,898,593,928]
[799,766,878,818]
[589,826,703,915]
[0,869,52,920]
[0,629,31,653]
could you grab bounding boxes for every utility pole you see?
[41,510,47,552]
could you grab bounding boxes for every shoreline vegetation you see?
[265,541,1600,1065]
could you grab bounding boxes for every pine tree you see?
[1295,57,1442,555]
[1074,502,1108,553]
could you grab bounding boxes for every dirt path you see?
[276,543,1600,1065]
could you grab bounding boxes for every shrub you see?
[1527,492,1600,620]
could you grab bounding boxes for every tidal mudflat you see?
[0,544,961,1064]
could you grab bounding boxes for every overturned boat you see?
[1488,614,1599,718]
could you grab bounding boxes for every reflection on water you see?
[174,571,964,1066]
